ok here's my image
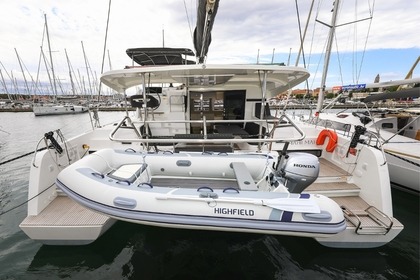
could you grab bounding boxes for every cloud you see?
[1,0,419,95]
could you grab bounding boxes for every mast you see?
[0,62,10,95]
[316,0,341,113]
[44,14,58,100]
[97,0,112,102]
[11,73,18,95]
[107,50,112,71]
[64,49,76,95]
[0,61,15,99]
[14,48,31,96]
[81,41,93,99]
[0,69,10,98]
[194,0,219,63]
[40,47,54,100]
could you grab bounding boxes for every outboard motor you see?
[276,152,320,193]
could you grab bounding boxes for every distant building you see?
[276,88,315,99]
[0,99,12,105]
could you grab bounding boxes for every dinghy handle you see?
[197,186,214,192]
[116,180,131,186]
[223,187,240,193]
[91,172,104,179]
[137,182,153,188]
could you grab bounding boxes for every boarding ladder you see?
[310,161,394,236]
[341,205,394,235]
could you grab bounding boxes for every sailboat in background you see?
[297,1,420,193]
[32,14,88,116]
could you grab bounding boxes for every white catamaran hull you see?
[314,112,420,193]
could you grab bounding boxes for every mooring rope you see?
[0,130,64,166]
[0,147,48,166]
[0,182,55,217]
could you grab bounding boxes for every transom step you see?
[332,196,394,235]
[341,206,393,235]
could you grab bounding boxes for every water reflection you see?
[25,220,413,280]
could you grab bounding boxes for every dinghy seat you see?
[108,163,148,184]
[231,162,258,191]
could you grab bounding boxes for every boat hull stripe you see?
[55,179,346,235]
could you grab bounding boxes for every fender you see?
[316,129,338,153]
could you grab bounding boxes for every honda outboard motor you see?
[276,152,320,193]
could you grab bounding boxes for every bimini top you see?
[101,63,310,98]
[126,48,196,66]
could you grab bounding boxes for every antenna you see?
[287,48,292,66]
[257,49,260,64]
[271,48,275,64]
[162,27,165,48]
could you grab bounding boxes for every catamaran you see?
[20,0,403,248]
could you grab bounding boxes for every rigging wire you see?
[294,0,306,68]
[65,50,82,95]
[32,20,48,96]
[307,0,375,89]
[307,0,325,90]
[34,35,45,96]
[352,0,358,84]
[16,50,44,96]
[183,0,194,42]
[295,0,316,68]
[334,34,344,86]
[97,0,112,100]
[294,0,312,101]
[356,0,375,84]
[309,34,329,91]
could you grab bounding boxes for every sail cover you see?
[194,0,219,63]
[363,87,420,103]
[126,48,195,66]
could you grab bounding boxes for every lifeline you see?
[214,207,255,216]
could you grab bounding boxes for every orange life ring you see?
[316,129,338,153]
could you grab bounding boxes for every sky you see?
[0,0,419,96]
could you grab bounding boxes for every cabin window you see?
[254,103,272,119]
[381,123,394,129]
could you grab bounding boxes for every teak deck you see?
[20,196,110,227]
